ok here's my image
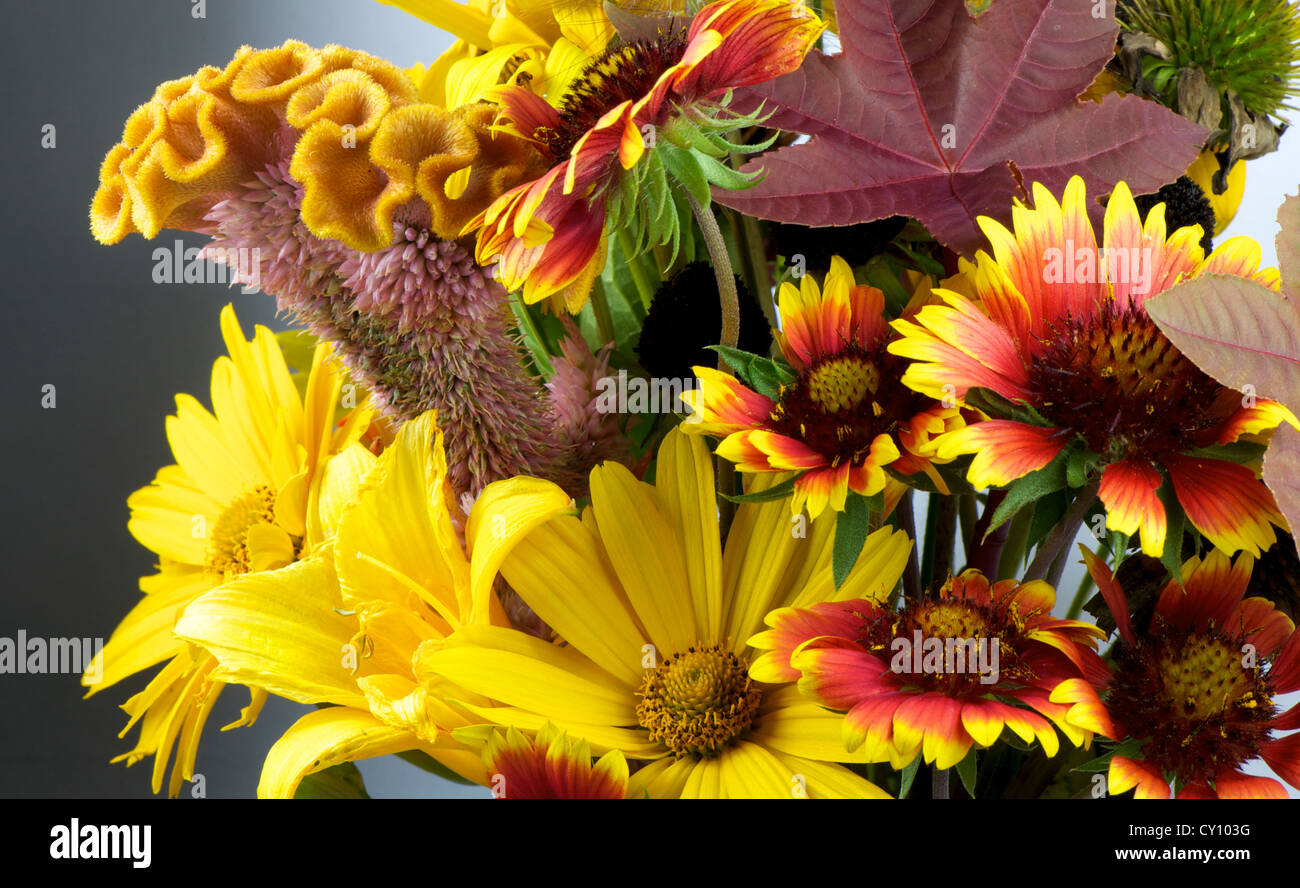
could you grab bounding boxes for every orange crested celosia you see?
[90,40,548,252]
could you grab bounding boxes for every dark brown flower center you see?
[534,32,689,161]
[1108,626,1276,786]
[1028,302,1242,459]
[770,346,927,468]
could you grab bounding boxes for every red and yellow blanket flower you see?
[421,428,913,798]
[750,570,1110,769]
[889,175,1297,558]
[683,256,962,518]
[474,723,630,799]
[1051,547,1300,799]
[466,0,823,310]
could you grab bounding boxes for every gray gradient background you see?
[2,0,1297,799]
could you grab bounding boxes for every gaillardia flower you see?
[84,305,372,796]
[467,0,823,309]
[424,428,913,797]
[175,412,500,797]
[751,570,1109,770]
[890,176,1297,558]
[1051,548,1300,798]
[474,723,630,798]
[683,256,962,518]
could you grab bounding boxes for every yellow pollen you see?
[205,484,280,577]
[807,357,879,413]
[636,644,763,758]
[1159,636,1258,721]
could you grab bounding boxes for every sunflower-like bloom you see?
[83,305,372,796]
[683,257,962,518]
[467,0,824,310]
[1051,548,1300,799]
[175,412,505,797]
[474,723,629,798]
[90,40,547,252]
[890,176,1298,558]
[422,428,913,798]
[1185,149,1245,235]
[751,571,1108,771]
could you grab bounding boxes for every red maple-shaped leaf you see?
[717,0,1208,256]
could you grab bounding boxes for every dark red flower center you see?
[769,345,928,469]
[534,32,689,161]
[1028,302,1242,460]
[1108,625,1276,787]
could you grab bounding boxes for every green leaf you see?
[396,749,477,786]
[984,440,1077,537]
[1065,445,1100,489]
[833,491,874,589]
[1181,441,1268,464]
[1156,471,1188,583]
[1026,488,1069,552]
[694,150,765,192]
[660,145,711,207]
[707,345,797,400]
[892,239,946,277]
[1073,738,1145,774]
[720,473,799,504]
[294,762,370,799]
[955,748,978,798]
[898,755,922,799]
[963,387,1053,427]
[863,255,915,317]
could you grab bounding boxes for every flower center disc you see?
[1109,628,1276,784]
[206,484,278,577]
[636,644,763,758]
[771,348,925,466]
[1029,303,1241,458]
[535,33,689,161]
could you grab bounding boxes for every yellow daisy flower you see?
[83,305,372,797]
[174,412,506,797]
[426,427,913,798]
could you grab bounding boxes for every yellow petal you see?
[257,707,425,798]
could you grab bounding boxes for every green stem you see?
[1024,481,1100,582]
[958,493,978,558]
[930,495,957,592]
[897,491,922,601]
[919,493,940,592]
[617,227,657,311]
[997,507,1033,581]
[932,767,949,800]
[687,192,740,362]
[589,277,616,347]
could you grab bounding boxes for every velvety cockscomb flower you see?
[890,177,1297,558]
[751,571,1109,770]
[84,305,372,796]
[467,0,824,310]
[1052,548,1300,799]
[684,257,962,518]
[91,41,627,499]
[476,723,630,798]
[423,429,913,798]
[175,412,504,797]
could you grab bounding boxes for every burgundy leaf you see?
[718,0,1206,256]
[1264,424,1300,541]
[1278,192,1300,297]
[1145,274,1300,414]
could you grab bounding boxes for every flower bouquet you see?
[86,0,1300,800]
